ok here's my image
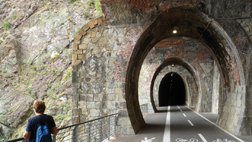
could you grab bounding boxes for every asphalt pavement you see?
[113,106,250,142]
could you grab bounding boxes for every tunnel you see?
[159,72,186,106]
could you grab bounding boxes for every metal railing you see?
[6,113,118,142]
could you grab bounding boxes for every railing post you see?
[52,134,56,142]
[99,118,103,142]
[87,122,91,142]
[72,125,78,142]
[108,116,110,140]
[114,114,117,136]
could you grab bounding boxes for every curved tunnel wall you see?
[150,57,201,112]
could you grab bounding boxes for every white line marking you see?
[163,106,170,142]
[180,109,183,112]
[198,134,207,142]
[186,106,245,142]
[188,120,194,126]
[183,113,186,117]
[177,105,180,109]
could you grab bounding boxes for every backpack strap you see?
[32,117,39,124]
[32,115,49,125]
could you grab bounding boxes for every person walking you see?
[23,100,58,142]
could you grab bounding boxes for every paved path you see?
[113,106,249,142]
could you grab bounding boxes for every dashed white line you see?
[188,120,194,126]
[198,134,207,142]
[163,106,170,142]
[186,106,245,142]
[183,113,186,117]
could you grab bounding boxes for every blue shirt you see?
[26,114,56,142]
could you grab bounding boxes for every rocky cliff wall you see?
[0,0,102,141]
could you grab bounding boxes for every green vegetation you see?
[2,34,7,40]
[95,1,102,12]
[54,113,69,121]
[14,103,21,111]
[63,67,72,80]
[88,0,95,7]
[70,0,75,4]
[84,11,89,17]
[2,21,11,30]
[12,13,16,19]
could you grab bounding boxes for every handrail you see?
[6,113,118,142]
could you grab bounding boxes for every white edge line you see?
[188,120,194,126]
[186,106,245,142]
[183,113,186,117]
[198,134,207,142]
[163,106,170,142]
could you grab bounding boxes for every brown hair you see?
[33,100,46,113]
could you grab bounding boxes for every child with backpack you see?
[23,100,58,142]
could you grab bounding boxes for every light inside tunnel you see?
[158,72,186,106]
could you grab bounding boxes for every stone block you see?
[83,24,90,31]
[73,43,78,50]
[82,37,91,44]
[94,94,104,101]
[72,108,82,115]
[106,44,113,51]
[92,38,99,43]
[92,19,98,25]
[72,54,77,61]
[78,54,84,60]
[118,110,129,117]
[96,32,102,38]
[79,94,86,101]
[87,102,96,109]
[105,101,115,108]
[107,94,115,101]
[73,60,81,66]
[98,17,103,25]
[95,102,102,108]
[78,101,86,110]
[90,109,100,116]
[79,44,88,50]
[73,116,80,124]
[75,33,82,40]
[88,32,96,38]
[86,94,94,101]
[121,126,135,135]
[88,21,95,29]
[74,39,81,44]
[79,28,87,36]
[118,117,131,126]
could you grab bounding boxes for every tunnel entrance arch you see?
[159,72,186,106]
[125,7,245,134]
[150,57,201,112]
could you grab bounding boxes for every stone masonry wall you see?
[72,17,146,135]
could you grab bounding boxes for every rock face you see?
[0,0,102,141]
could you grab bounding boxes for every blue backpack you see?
[32,116,52,142]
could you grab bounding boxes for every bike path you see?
[113,106,246,142]
[170,106,244,142]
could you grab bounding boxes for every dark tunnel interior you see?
[158,72,186,106]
